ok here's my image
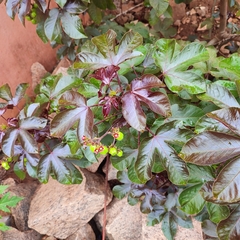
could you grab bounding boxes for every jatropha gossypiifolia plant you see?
[2,29,240,239]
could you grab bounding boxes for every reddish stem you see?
[102,154,109,240]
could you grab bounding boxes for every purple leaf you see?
[2,129,19,157]
[19,117,47,130]
[122,92,146,132]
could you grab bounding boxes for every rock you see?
[102,162,118,181]
[95,197,203,240]
[86,155,106,173]
[0,227,42,240]
[66,223,96,240]
[6,181,39,231]
[28,169,113,239]
[31,62,48,91]
[52,57,71,76]
[95,197,142,240]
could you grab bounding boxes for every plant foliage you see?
[2,0,240,238]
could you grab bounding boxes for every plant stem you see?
[110,2,144,21]
[219,0,228,33]
[102,154,109,240]
[146,126,155,136]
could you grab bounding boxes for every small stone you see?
[174,19,181,27]
[66,223,96,240]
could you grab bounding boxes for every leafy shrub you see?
[1,28,240,239]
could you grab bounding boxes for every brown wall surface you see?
[0,5,58,123]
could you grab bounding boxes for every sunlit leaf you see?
[206,202,229,223]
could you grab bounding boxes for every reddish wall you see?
[0,5,58,123]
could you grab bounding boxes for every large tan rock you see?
[66,223,96,240]
[28,169,112,239]
[6,181,39,231]
[95,197,203,240]
[0,227,42,240]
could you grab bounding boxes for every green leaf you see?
[187,163,214,183]
[44,8,61,41]
[169,104,205,127]
[55,0,67,8]
[14,162,26,180]
[213,157,240,203]
[112,171,132,199]
[77,83,99,98]
[149,0,169,16]
[36,21,48,43]
[50,75,82,99]
[217,204,240,240]
[153,39,208,94]
[61,12,86,39]
[179,183,205,214]
[197,83,240,108]
[219,55,240,78]
[37,144,83,184]
[215,80,238,97]
[0,84,13,101]
[0,185,9,194]
[88,2,102,24]
[0,192,23,213]
[135,122,190,184]
[180,132,240,165]
[161,212,177,240]
[0,222,10,231]
[206,202,229,223]
[110,147,138,171]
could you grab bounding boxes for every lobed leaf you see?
[37,144,83,184]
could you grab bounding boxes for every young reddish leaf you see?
[121,92,146,132]
[217,204,240,240]
[180,131,240,165]
[93,65,120,85]
[213,157,240,203]
[135,123,190,184]
[37,144,83,184]
[207,107,240,136]
[0,84,13,102]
